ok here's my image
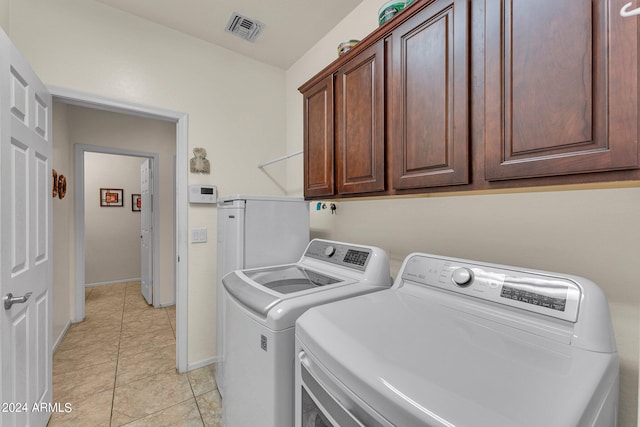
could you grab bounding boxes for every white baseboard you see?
[52,320,72,353]
[155,301,177,308]
[187,356,218,372]
[85,278,141,287]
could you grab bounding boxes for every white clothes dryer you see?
[295,252,619,427]
[221,239,391,427]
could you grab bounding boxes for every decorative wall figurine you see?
[58,175,67,199]
[52,169,58,198]
[190,147,210,174]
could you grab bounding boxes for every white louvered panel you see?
[225,12,263,42]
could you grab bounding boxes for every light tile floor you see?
[48,281,222,427]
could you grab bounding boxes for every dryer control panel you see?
[401,254,582,323]
[304,240,371,272]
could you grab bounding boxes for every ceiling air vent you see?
[225,12,264,43]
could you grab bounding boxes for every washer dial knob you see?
[324,246,336,257]
[452,268,473,287]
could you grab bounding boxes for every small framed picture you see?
[100,188,124,207]
[132,194,141,212]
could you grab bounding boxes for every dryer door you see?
[300,363,362,427]
[296,349,393,427]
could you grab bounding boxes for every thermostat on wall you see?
[189,185,217,204]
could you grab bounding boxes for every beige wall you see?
[84,153,142,285]
[285,0,640,424]
[52,102,74,347]
[0,0,8,34]
[8,0,289,366]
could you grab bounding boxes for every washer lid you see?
[223,271,282,316]
[244,265,341,294]
[222,265,346,318]
[296,289,618,427]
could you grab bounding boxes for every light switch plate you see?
[191,227,207,243]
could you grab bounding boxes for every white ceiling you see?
[94,0,365,69]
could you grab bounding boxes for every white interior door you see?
[140,158,153,305]
[0,28,53,427]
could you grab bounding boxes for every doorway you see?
[81,150,160,302]
[51,86,189,372]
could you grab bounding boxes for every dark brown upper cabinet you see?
[303,75,334,197]
[390,0,470,189]
[300,0,640,200]
[484,0,639,181]
[335,41,386,195]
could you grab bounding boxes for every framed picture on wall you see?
[100,188,124,207]
[132,194,141,212]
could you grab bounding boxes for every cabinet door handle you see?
[621,2,640,17]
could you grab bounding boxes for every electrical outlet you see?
[191,227,207,243]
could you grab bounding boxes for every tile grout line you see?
[166,306,177,338]
[119,398,200,427]
[186,367,207,426]
[109,283,127,427]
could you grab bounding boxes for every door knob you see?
[3,292,32,310]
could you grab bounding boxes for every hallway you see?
[48,282,222,426]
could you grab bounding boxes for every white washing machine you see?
[295,252,619,427]
[222,239,391,427]
[216,195,309,396]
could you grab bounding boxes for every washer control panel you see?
[401,255,581,322]
[305,240,371,271]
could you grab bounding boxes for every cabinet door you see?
[303,75,334,197]
[391,0,470,190]
[485,0,639,180]
[335,41,386,195]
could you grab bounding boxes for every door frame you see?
[50,86,189,373]
[76,146,159,302]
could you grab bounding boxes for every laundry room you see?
[1,0,639,426]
